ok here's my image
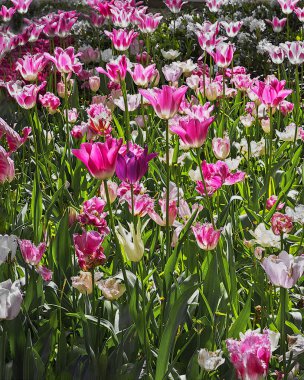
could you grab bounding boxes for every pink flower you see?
[192,223,221,250]
[196,160,246,196]
[39,92,60,114]
[162,63,183,84]
[87,103,112,136]
[11,0,33,14]
[279,100,294,115]
[271,212,293,235]
[212,135,230,159]
[148,200,178,226]
[266,17,287,33]
[96,55,128,83]
[267,46,285,65]
[251,77,292,108]
[19,240,46,265]
[10,81,46,110]
[226,330,271,380]
[0,6,16,22]
[0,117,31,153]
[78,196,109,235]
[0,146,15,183]
[164,0,187,13]
[100,180,118,204]
[210,42,235,68]
[73,230,106,271]
[44,47,82,75]
[129,63,157,87]
[137,13,163,33]
[89,76,100,92]
[36,265,52,281]
[105,29,138,51]
[295,7,304,22]
[261,251,304,288]
[15,53,46,82]
[266,195,285,211]
[79,46,100,64]
[72,138,123,180]
[110,6,133,28]
[277,0,299,14]
[170,117,214,148]
[231,74,252,91]
[139,85,187,119]
[280,41,304,65]
[205,0,226,12]
[221,21,242,38]
[68,108,78,124]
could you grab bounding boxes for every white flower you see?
[225,156,242,171]
[276,123,303,141]
[116,221,144,262]
[114,94,141,112]
[198,349,225,371]
[71,271,102,295]
[286,205,304,224]
[0,279,22,320]
[96,277,126,301]
[0,235,18,265]
[250,223,281,248]
[100,48,114,62]
[161,49,180,60]
[176,59,197,75]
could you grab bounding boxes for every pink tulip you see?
[192,223,221,250]
[137,13,163,33]
[267,46,285,65]
[279,100,294,115]
[226,330,271,380]
[294,7,304,22]
[87,103,112,136]
[251,77,292,108]
[105,29,138,51]
[90,12,105,27]
[89,76,100,92]
[221,21,243,37]
[72,138,123,180]
[271,212,293,235]
[0,146,15,183]
[261,251,304,288]
[78,197,109,235]
[11,81,46,110]
[44,47,82,75]
[139,85,187,119]
[212,135,230,159]
[210,42,235,68]
[100,180,118,204]
[164,0,188,13]
[196,30,225,53]
[16,53,46,82]
[129,63,157,87]
[148,198,178,226]
[0,117,31,153]
[0,6,16,22]
[205,0,226,13]
[110,6,133,28]
[162,64,183,84]
[19,239,46,265]
[11,0,33,14]
[73,230,106,271]
[36,265,53,281]
[170,117,214,148]
[280,41,304,65]
[266,195,285,211]
[266,17,287,32]
[231,74,252,91]
[39,92,60,114]
[79,46,100,64]
[277,0,300,14]
[96,55,128,83]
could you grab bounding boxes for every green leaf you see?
[228,288,252,338]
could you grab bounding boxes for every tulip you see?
[15,53,46,82]
[89,76,100,92]
[73,230,106,271]
[44,47,82,75]
[251,77,292,108]
[71,271,99,294]
[105,29,138,51]
[0,279,22,320]
[164,0,187,13]
[0,235,18,265]
[267,46,285,65]
[266,195,285,211]
[139,85,187,119]
[0,146,15,183]
[280,41,304,65]
[39,92,60,114]
[78,197,109,236]
[36,265,53,281]
[205,0,226,12]
[250,223,281,249]
[72,138,123,180]
[19,239,46,266]
[271,212,293,235]
[210,42,235,68]
[192,223,221,250]
[96,277,126,300]
[129,63,157,87]
[286,204,304,224]
[9,81,46,110]
[110,6,132,28]
[212,135,230,159]
[198,349,225,371]
[100,180,118,204]
[0,5,16,22]
[277,0,299,14]
[11,0,33,14]
[114,94,141,112]
[87,103,112,136]
[221,21,243,37]
[0,117,31,153]
[295,7,304,22]
[96,55,128,83]
[226,330,271,380]
[137,13,163,33]
[261,251,304,288]
[170,117,214,148]
[116,222,144,262]
[266,17,287,33]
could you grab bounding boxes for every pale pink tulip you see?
[39,92,60,114]
[212,135,230,159]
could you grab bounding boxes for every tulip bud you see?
[205,83,218,101]
[68,207,78,226]
[100,180,118,204]
[261,117,270,133]
[212,135,230,160]
[89,76,101,92]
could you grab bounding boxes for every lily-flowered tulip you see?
[72,138,123,180]
[198,349,225,371]
[206,0,226,13]
[19,239,46,265]
[110,6,132,28]
[280,41,304,65]
[114,94,141,112]
[129,63,157,87]
[73,230,106,270]
[0,6,16,22]
[277,0,300,14]
[221,21,243,38]
[11,0,33,14]
[170,117,214,148]
[0,117,31,153]
[267,46,285,65]
[164,0,187,13]
[139,85,187,119]
[137,13,163,33]
[210,42,235,68]
[0,146,15,183]
[15,54,46,82]
[97,277,126,300]
[0,235,18,265]
[9,81,46,110]
[295,7,304,22]
[250,223,281,248]
[192,223,221,250]
[116,222,144,262]
[116,144,157,184]
[251,77,292,108]
[96,55,128,83]
[105,29,138,51]
[261,251,304,288]
[45,47,82,75]
[266,17,287,33]
[271,212,293,235]
[212,135,230,159]
[226,330,271,380]
[0,279,22,320]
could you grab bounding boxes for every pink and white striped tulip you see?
[16,53,46,82]
[192,223,221,250]
[266,16,287,32]
[105,29,138,51]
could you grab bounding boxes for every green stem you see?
[165,120,171,260]
[280,287,287,375]
[121,80,131,149]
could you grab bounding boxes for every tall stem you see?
[280,287,287,375]
[121,80,131,149]
[165,120,171,260]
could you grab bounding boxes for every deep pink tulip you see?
[277,0,299,14]
[16,53,46,82]
[0,117,31,153]
[226,330,271,380]
[137,13,163,33]
[170,117,214,148]
[192,223,221,250]
[9,81,46,110]
[72,138,123,180]
[210,42,235,68]
[36,265,53,281]
[116,144,157,184]
[261,251,304,288]
[266,195,285,211]
[252,77,292,108]
[0,6,16,22]
[45,47,82,75]
[96,55,128,83]
[148,200,178,226]
[105,29,138,51]
[139,85,187,119]
[266,16,287,32]
[11,0,33,14]
[39,92,60,114]
[279,100,294,115]
[110,6,133,28]
[0,146,15,183]
[196,30,225,53]
[73,230,106,270]
[164,0,187,13]
[129,63,157,87]
[19,239,46,265]
[78,197,109,235]
[221,21,243,37]
[271,212,293,235]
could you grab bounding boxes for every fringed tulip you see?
[73,230,106,270]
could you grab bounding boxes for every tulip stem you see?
[121,80,131,149]
[280,287,287,375]
[165,120,171,260]
[103,180,130,299]
[91,268,95,314]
